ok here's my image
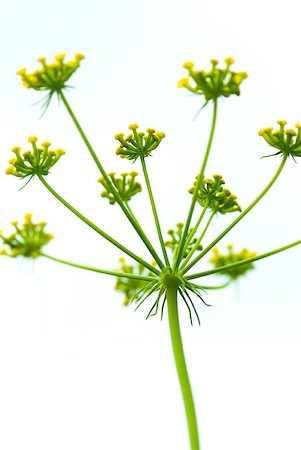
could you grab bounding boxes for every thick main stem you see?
[167,284,200,450]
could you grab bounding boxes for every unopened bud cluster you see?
[98,171,141,205]
[178,57,248,102]
[190,174,241,214]
[258,121,301,158]
[16,53,85,94]
[0,213,53,258]
[209,245,256,280]
[6,137,65,179]
[115,124,165,161]
[165,222,202,258]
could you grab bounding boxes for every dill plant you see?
[1,53,301,450]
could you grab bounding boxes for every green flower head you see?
[115,124,165,161]
[165,222,202,258]
[258,120,301,159]
[0,214,53,258]
[98,171,142,205]
[178,57,247,103]
[6,137,65,183]
[189,174,241,214]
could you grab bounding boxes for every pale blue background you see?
[0,0,301,449]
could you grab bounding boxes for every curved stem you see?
[140,156,170,267]
[186,239,301,280]
[38,174,160,276]
[59,91,165,269]
[41,253,157,281]
[181,155,288,275]
[175,100,218,270]
[167,284,200,450]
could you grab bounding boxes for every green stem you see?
[140,156,170,267]
[181,155,288,275]
[173,205,208,270]
[38,174,160,276]
[59,91,165,269]
[186,239,301,280]
[175,100,218,270]
[41,253,156,281]
[167,283,200,450]
[180,211,215,271]
[189,280,232,290]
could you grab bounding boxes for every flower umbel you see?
[165,222,202,258]
[17,53,84,93]
[189,174,241,214]
[6,137,65,182]
[258,121,301,158]
[115,124,165,161]
[209,245,256,280]
[98,171,142,205]
[0,214,53,258]
[178,57,247,103]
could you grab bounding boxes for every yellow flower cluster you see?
[209,245,256,279]
[0,213,53,258]
[6,137,65,180]
[16,53,85,93]
[115,124,165,161]
[178,57,247,102]
[98,171,142,205]
[258,120,301,158]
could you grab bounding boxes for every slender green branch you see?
[175,100,218,270]
[140,156,170,267]
[38,174,160,275]
[41,253,157,281]
[181,155,288,275]
[59,91,165,269]
[189,280,232,290]
[180,211,215,271]
[167,283,200,450]
[186,239,301,280]
[173,205,208,271]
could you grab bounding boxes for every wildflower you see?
[17,53,84,93]
[115,124,165,161]
[189,174,241,214]
[209,245,256,279]
[0,214,53,258]
[165,222,202,257]
[258,121,301,158]
[98,171,142,205]
[6,138,65,182]
[178,57,247,103]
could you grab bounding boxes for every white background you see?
[0,0,301,449]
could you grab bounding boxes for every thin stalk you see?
[173,205,209,271]
[38,174,160,276]
[186,239,301,280]
[180,211,215,271]
[59,91,165,269]
[140,156,170,267]
[167,283,200,450]
[41,253,157,281]
[189,280,232,290]
[181,155,288,275]
[175,100,218,270]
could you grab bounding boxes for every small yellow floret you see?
[56,149,65,155]
[258,127,273,136]
[11,146,21,153]
[24,213,33,223]
[37,57,46,63]
[41,141,51,148]
[156,132,166,138]
[5,167,14,175]
[210,59,219,65]
[28,136,38,143]
[295,123,301,129]
[177,77,189,88]
[75,53,85,61]
[115,133,124,140]
[277,120,287,126]
[55,53,66,61]
[183,62,194,69]
[225,57,235,65]
[128,124,139,130]
[16,68,27,75]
